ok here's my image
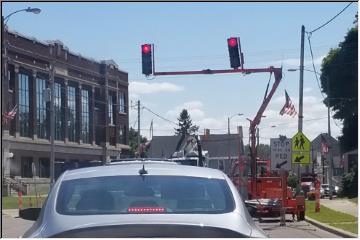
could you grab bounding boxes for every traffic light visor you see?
[228,38,238,47]
[142,44,151,54]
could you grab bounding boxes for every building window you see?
[19,73,30,137]
[108,96,114,125]
[123,125,127,144]
[67,85,76,142]
[119,92,126,114]
[54,83,63,140]
[36,78,47,139]
[118,126,123,144]
[21,157,33,178]
[81,89,90,143]
[39,158,50,178]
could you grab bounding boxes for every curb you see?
[305,216,358,238]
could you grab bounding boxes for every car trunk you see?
[50,224,249,238]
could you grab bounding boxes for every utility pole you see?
[228,117,231,169]
[137,100,140,154]
[327,77,333,200]
[297,25,305,191]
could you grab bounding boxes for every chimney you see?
[237,126,243,138]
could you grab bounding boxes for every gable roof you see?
[147,134,242,159]
[311,133,340,156]
[201,134,242,158]
[147,135,184,158]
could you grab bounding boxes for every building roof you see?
[147,134,242,159]
[311,133,340,155]
[201,134,242,158]
[147,135,184,158]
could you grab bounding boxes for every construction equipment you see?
[228,67,306,221]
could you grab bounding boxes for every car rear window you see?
[56,175,235,215]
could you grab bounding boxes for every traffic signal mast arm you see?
[153,67,280,76]
[153,65,283,199]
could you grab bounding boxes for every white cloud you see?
[270,55,326,67]
[129,81,184,95]
[304,87,313,93]
[166,101,205,120]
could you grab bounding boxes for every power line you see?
[141,105,177,125]
[307,33,326,100]
[308,2,354,34]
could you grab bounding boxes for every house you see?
[310,133,342,184]
[147,127,245,175]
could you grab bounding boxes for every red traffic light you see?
[142,44,151,54]
[228,38,238,47]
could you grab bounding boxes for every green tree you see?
[244,143,271,159]
[174,109,199,136]
[128,127,147,157]
[341,169,358,197]
[320,17,358,152]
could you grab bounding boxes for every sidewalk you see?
[320,198,358,217]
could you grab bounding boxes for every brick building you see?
[2,27,130,182]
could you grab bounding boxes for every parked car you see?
[22,160,266,238]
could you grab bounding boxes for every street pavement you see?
[2,210,34,238]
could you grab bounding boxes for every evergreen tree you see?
[174,109,199,136]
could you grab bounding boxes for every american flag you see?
[2,105,18,125]
[321,134,329,155]
[279,90,297,117]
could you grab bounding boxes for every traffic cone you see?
[18,191,23,210]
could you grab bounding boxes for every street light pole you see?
[3,7,41,25]
[228,113,243,170]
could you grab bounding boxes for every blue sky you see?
[2,2,358,143]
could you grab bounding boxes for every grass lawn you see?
[2,196,46,209]
[348,197,358,205]
[306,200,358,234]
[329,223,358,234]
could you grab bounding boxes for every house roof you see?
[147,134,242,159]
[147,135,184,158]
[201,134,242,158]
[311,133,340,155]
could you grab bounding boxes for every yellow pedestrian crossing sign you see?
[292,132,311,164]
[292,151,310,164]
[292,132,310,152]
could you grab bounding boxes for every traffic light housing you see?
[227,37,240,69]
[142,44,153,75]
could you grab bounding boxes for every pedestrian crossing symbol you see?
[292,132,310,152]
[291,132,311,164]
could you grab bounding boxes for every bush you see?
[341,170,358,197]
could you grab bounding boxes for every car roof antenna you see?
[139,164,148,175]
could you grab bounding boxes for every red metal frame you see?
[154,66,282,201]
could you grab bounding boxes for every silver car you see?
[23,160,266,238]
